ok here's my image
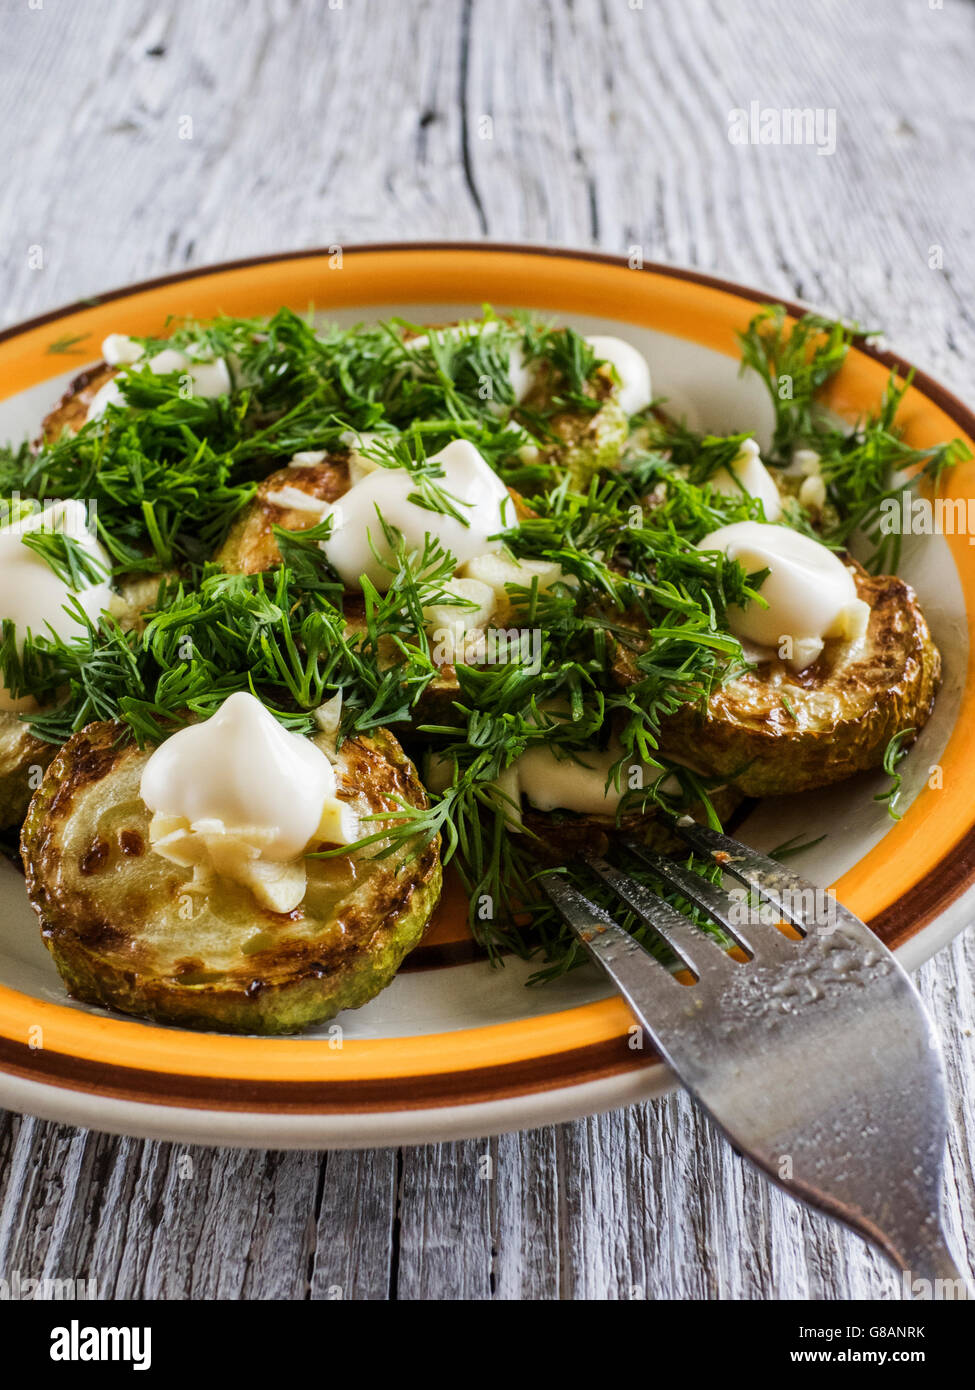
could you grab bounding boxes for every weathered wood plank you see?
[395,1140,494,1299]
[309,1149,398,1301]
[0,1116,326,1298]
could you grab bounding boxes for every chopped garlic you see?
[799,473,827,510]
[423,577,497,642]
[263,486,331,515]
[792,448,822,476]
[458,552,575,604]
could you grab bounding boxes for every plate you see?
[0,244,973,1149]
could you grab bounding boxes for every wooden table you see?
[0,0,972,1300]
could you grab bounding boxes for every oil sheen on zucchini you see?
[21,720,441,1034]
[616,562,942,797]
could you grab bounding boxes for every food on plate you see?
[0,303,965,1027]
[0,498,144,826]
[216,453,351,574]
[41,364,119,443]
[22,695,440,1033]
[613,523,941,796]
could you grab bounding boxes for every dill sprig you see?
[874,728,916,821]
[737,304,855,457]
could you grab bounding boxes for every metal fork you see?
[540,820,972,1298]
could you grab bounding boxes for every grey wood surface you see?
[0,0,972,1300]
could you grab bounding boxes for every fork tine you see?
[584,854,734,981]
[619,836,758,956]
[538,872,686,991]
[674,820,835,937]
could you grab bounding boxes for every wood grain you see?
[0,0,972,1300]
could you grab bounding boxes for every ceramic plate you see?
[0,245,972,1149]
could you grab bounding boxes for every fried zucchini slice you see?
[0,715,52,829]
[216,458,545,727]
[215,455,351,574]
[40,363,117,443]
[22,720,441,1034]
[0,558,164,830]
[617,564,941,797]
[522,361,629,489]
[521,783,743,861]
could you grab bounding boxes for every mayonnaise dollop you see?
[86,337,232,421]
[513,744,648,814]
[140,692,357,913]
[708,438,782,522]
[424,738,676,827]
[698,520,870,671]
[102,333,145,366]
[585,335,653,415]
[0,500,113,711]
[319,439,512,591]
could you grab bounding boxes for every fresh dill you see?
[0,302,965,977]
[874,728,916,821]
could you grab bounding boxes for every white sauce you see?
[793,448,822,476]
[148,347,190,375]
[102,333,144,366]
[708,438,783,522]
[697,520,870,671]
[792,448,826,510]
[425,742,660,824]
[179,356,232,397]
[799,473,827,510]
[585,335,653,415]
[85,378,127,418]
[86,342,232,422]
[0,500,113,712]
[140,692,356,913]
[319,439,512,591]
[513,744,646,814]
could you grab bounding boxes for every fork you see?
[539,820,972,1297]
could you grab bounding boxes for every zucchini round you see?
[0,541,161,830]
[215,455,350,574]
[617,563,941,797]
[521,783,743,860]
[22,720,441,1034]
[0,713,52,829]
[40,363,117,443]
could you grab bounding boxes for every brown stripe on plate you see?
[0,1028,648,1114]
